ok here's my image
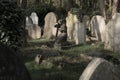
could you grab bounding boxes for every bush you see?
[0,2,25,49]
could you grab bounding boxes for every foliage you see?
[21,39,120,80]
[21,40,104,80]
[0,2,25,49]
[26,2,55,26]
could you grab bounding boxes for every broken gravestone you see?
[0,43,31,80]
[79,58,120,80]
[105,13,120,51]
[90,15,106,42]
[66,11,86,45]
[26,16,41,39]
[43,12,57,39]
[35,54,43,64]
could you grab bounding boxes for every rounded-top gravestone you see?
[30,12,39,25]
[26,15,41,39]
[79,58,120,80]
[43,12,57,39]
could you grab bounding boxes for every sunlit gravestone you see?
[30,12,39,25]
[43,12,58,39]
[66,11,86,45]
[90,15,106,42]
[26,12,41,39]
[0,43,31,80]
[105,13,120,51]
[79,58,120,80]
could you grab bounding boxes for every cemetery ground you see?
[20,39,120,80]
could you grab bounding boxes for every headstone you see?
[43,12,57,39]
[79,58,120,80]
[30,12,39,25]
[105,13,120,51]
[35,54,43,64]
[0,43,31,80]
[66,11,75,40]
[26,16,33,29]
[26,16,41,39]
[66,12,86,45]
[74,20,85,45]
[90,15,106,42]
[54,19,68,49]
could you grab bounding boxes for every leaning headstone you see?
[66,12,86,45]
[105,13,120,51]
[79,58,120,80]
[90,15,106,42]
[30,12,39,25]
[0,43,31,80]
[43,12,57,39]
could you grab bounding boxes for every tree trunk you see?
[99,0,106,19]
[112,0,118,16]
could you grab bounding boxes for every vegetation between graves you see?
[20,39,120,80]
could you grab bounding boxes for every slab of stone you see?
[26,16,33,28]
[74,21,86,45]
[66,11,86,45]
[30,12,39,25]
[105,13,120,51]
[79,58,120,80]
[90,15,106,42]
[66,11,75,40]
[26,24,41,39]
[43,12,57,39]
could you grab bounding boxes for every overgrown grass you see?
[20,39,120,80]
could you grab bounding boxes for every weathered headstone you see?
[74,20,85,45]
[90,15,106,42]
[43,12,57,39]
[105,13,120,51]
[26,16,33,27]
[66,12,86,45]
[35,54,43,64]
[0,43,31,80]
[66,11,75,40]
[79,58,120,80]
[30,12,39,25]
[26,16,41,39]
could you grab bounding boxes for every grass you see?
[20,39,120,80]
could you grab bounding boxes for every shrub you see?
[0,2,25,49]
